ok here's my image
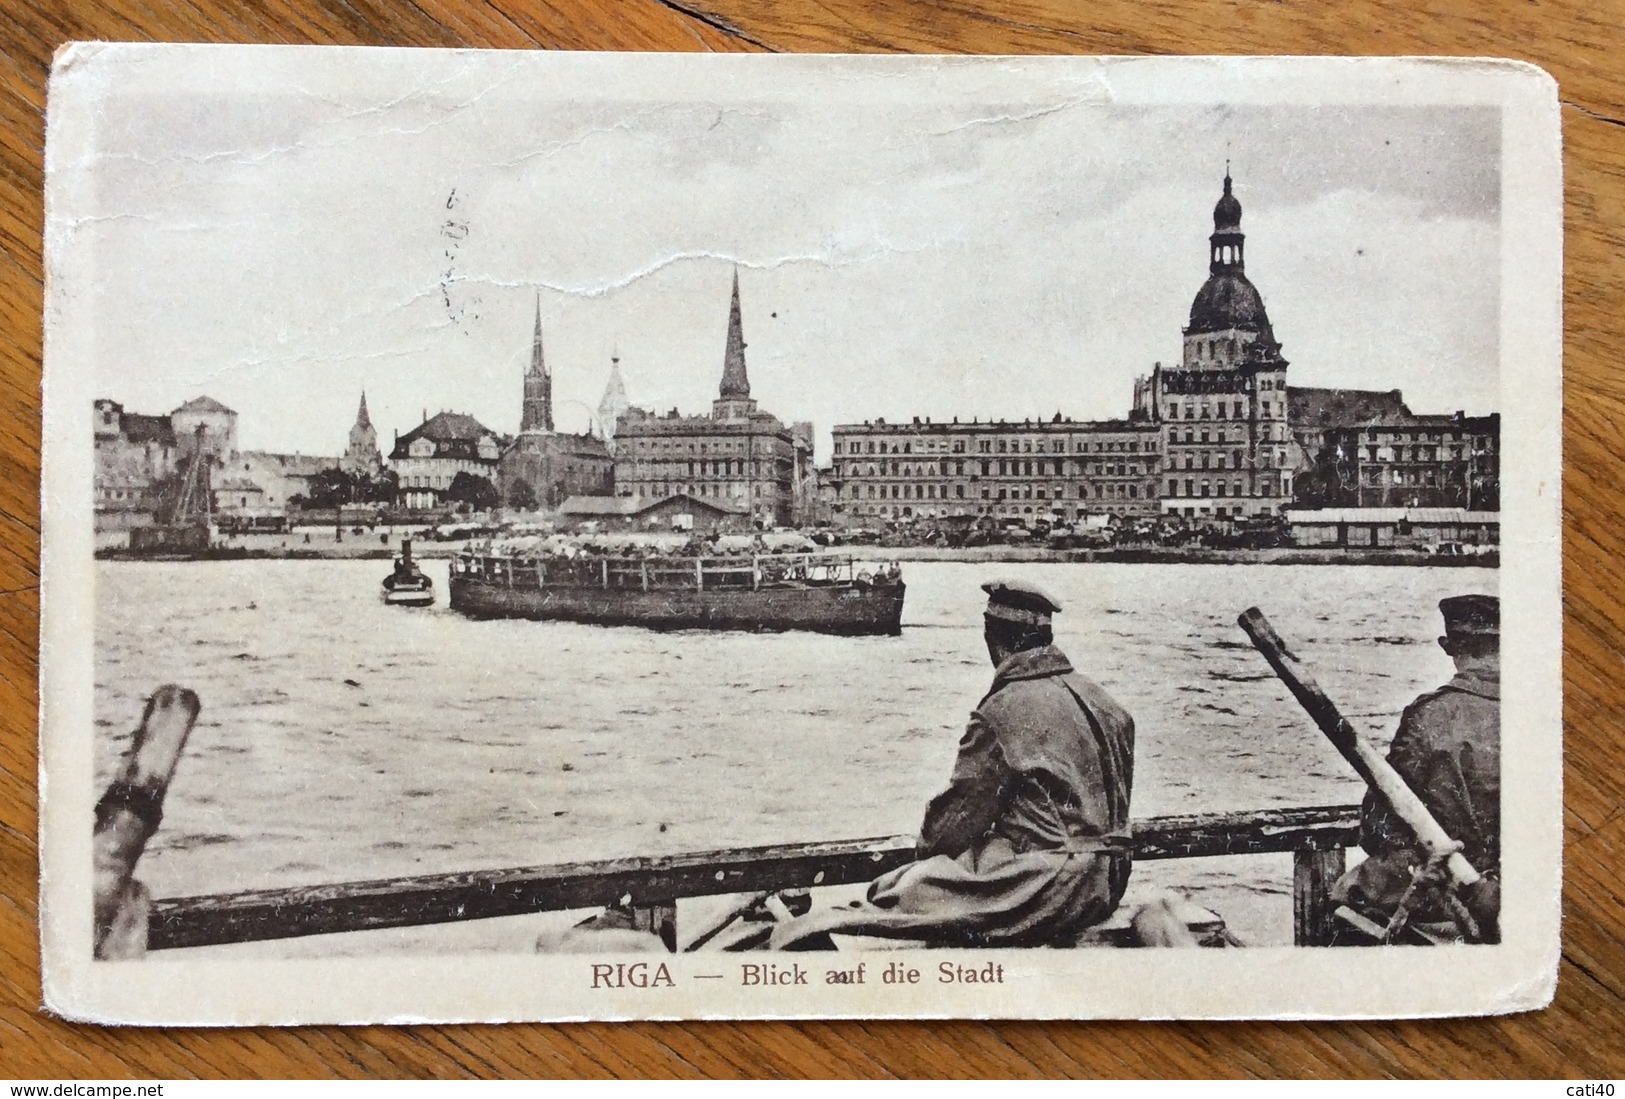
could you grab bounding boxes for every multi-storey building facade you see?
[1306,412,1501,510]
[828,416,1161,524]
[612,271,798,527]
[93,399,179,526]
[824,172,1499,530]
[390,411,507,510]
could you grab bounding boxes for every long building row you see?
[827,174,1498,526]
[92,173,1499,535]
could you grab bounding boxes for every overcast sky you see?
[72,52,1501,462]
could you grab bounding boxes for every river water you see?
[94,559,1495,951]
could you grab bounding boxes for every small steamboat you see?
[449,550,904,635]
[381,540,435,607]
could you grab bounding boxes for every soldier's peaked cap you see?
[1439,593,1499,638]
[981,578,1062,627]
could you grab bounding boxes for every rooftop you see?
[1283,507,1500,524]
[1287,386,1414,428]
[173,395,236,416]
[559,492,747,518]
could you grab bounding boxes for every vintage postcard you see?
[39,46,1561,1024]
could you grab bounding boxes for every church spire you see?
[598,350,630,445]
[342,390,382,475]
[718,267,750,399]
[529,295,547,380]
[521,294,554,433]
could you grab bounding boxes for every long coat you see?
[1332,665,1501,936]
[771,644,1135,949]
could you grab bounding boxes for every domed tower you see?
[1182,171,1281,371]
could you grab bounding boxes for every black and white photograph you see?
[39,47,1561,1023]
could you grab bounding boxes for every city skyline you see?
[76,57,1502,463]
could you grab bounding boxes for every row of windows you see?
[1166,400,1248,420]
[1363,469,1447,486]
[1363,430,1491,445]
[1168,424,1291,445]
[1166,478,1289,498]
[634,482,757,499]
[617,460,787,476]
[1191,333,1242,362]
[398,472,476,489]
[1168,428,1241,445]
[1363,446,1473,463]
[833,437,1152,456]
[852,482,1149,501]
[838,460,1153,478]
[627,437,785,454]
[1166,451,1289,471]
[1162,402,1285,425]
[845,502,1153,519]
[1168,505,1258,519]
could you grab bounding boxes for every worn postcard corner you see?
[38,46,1561,1025]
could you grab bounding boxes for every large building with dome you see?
[829,172,1499,527]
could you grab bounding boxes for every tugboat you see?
[381,539,435,607]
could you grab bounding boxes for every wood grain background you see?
[2,0,1620,1079]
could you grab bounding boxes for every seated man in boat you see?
[771,578,1136,949]
[1331,594,1501,943]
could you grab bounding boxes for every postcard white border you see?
[39,47,1562,1024]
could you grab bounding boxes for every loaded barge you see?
[449,550,905,635]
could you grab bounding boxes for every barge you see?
[449,551,905,635]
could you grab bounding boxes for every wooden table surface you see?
[2,0,1620,1080]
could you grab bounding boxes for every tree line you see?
[289,467,530,513]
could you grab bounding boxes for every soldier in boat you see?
[1331,594,1501,943]
[769,578,1135,949]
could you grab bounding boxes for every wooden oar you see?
[1237,607,1480,889]
[93,685,201,958]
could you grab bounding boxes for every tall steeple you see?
[719,267,750,399]
[598,351,630,445]
[712,268,760,423]
[521,294,554,433]
[341,390,382,475]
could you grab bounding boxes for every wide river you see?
[94,559,1495,952]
